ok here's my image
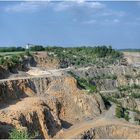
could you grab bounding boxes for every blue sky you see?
[0,1,140,49]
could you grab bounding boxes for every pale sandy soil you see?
[57,118,140,139]
[123,52,140,66]
[55,104,140,139]
[26,67,72,76]
[26,68,51,76]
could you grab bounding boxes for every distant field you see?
[120,49,140,52]
[0,51,24,56]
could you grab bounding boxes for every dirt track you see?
[56,103,140,139]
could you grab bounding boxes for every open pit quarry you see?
[0,51,140,139]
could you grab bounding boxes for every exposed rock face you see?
[0,66,9,79]
[76,124,140,139]
[0,52,60,79]
[72,66,140,91]
[0,79,37,103]
[0,121,13,139]
[0,75,105,138]
[0,97,61,138]
[119,97,137,110]
[33,52,60,69]
[41,76,105,123]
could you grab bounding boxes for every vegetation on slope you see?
[118,84,140,92]
[45,46,122,68]
[0,46,44,52]
[0,47,25,52]
[68,71,97,92]
[0,51,32,71]
[115,104,130,121]
[9,129,30,139]
[124,74,140,79]
[9,128,39,139]
[0,45,122,69]
[89,74,117,80]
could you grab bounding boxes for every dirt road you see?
[55,103,135,139]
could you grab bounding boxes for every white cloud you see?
[4,1,105,13]
[99,18,121,25]
[4,1,50,13]
[82,19,96,24]
[113,19,120,23]
[76,0,85,4]
[54,2,71,11]
[89,2,105,9]
[54,1,105,11]
[101,10,126,17]
[3,0,125,25]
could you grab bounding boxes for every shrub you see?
[124,110,130,121]
[102,96,119,104]
[118,84,140,92]
[25,50,32,56]
[45,46,122,68]
[115,105,130,121]
[131,92,140,98]
[30,45,45,51]
[124,75,132,79]
[9,128,39,139]
[91,74,117,80]
[0,47,25,52]
[134,117,140,125]
[115,104,124,118]
[68,71,97,92]
[9,129,30,139]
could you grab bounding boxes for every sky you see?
[0,1,140,49]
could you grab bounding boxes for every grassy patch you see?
[125,74,140,79]
[131,92,140,98]
[100,94,120,104]
[115,104,130,121]
[9,128,39,139]
[118,84,140,92]
[68,71,97,92]
[9,129,30,139]
[0,51,32,71]
[90,74,117,80]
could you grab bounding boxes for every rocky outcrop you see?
[119,97,137,110]
[33,52,60,69]
[72,66,140,91]
[0,78,37,103]
[35,76,105,123]
[0,52,60,79]
[0,75,106,138]
[76,124,140,139]
[0,66,9,79]
[0,97,61,138]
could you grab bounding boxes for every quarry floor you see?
[56,103,140,139]
[0,96,135,139]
